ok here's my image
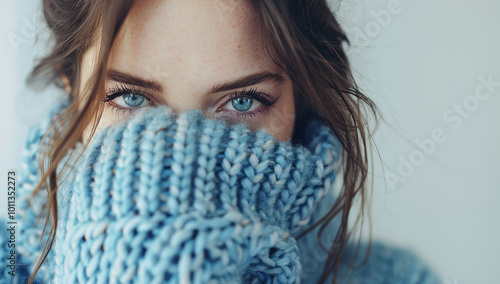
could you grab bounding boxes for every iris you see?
[123,94,145,107]
[231,97,253,111]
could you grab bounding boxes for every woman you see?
[0,0,441,283]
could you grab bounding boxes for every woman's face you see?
[79,0,296,144]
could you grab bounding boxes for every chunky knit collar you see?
[17,100,343,283]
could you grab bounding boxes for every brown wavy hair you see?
[25,0,379,283]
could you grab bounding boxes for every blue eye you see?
[231,97,253,111]
[104,85,156,117]
[218,88,279,119]
[122,93,145,107]
[104,85,153,110]
[104,85,279,120]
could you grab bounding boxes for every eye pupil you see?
[123,93,145,107]
[231,97,253,111]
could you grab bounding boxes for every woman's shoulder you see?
[335,240,442,284]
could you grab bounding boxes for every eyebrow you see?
[206,71,287,95]
[107,69,287,95]
[107,69,164,92]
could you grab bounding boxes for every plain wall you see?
[335,0,500,283]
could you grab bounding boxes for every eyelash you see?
[103,84,157,117]
[103,84,278,118]
[217,87,278,118]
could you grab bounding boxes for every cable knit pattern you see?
[0,99,443,284]
[51,104,340,284]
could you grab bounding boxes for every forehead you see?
[108,0,276,90]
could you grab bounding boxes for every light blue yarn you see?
[0,99,442,284]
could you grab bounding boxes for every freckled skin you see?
[78,0,296,143]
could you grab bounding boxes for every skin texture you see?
[73,0,296,144]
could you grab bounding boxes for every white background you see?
[1,0,499,283]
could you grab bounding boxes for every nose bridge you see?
[160,75,206,115]
[166,97,206,116]
[155,42,216,115]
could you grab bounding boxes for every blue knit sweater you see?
[0,100,442,283]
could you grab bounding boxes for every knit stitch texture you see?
[0,99,442,284]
